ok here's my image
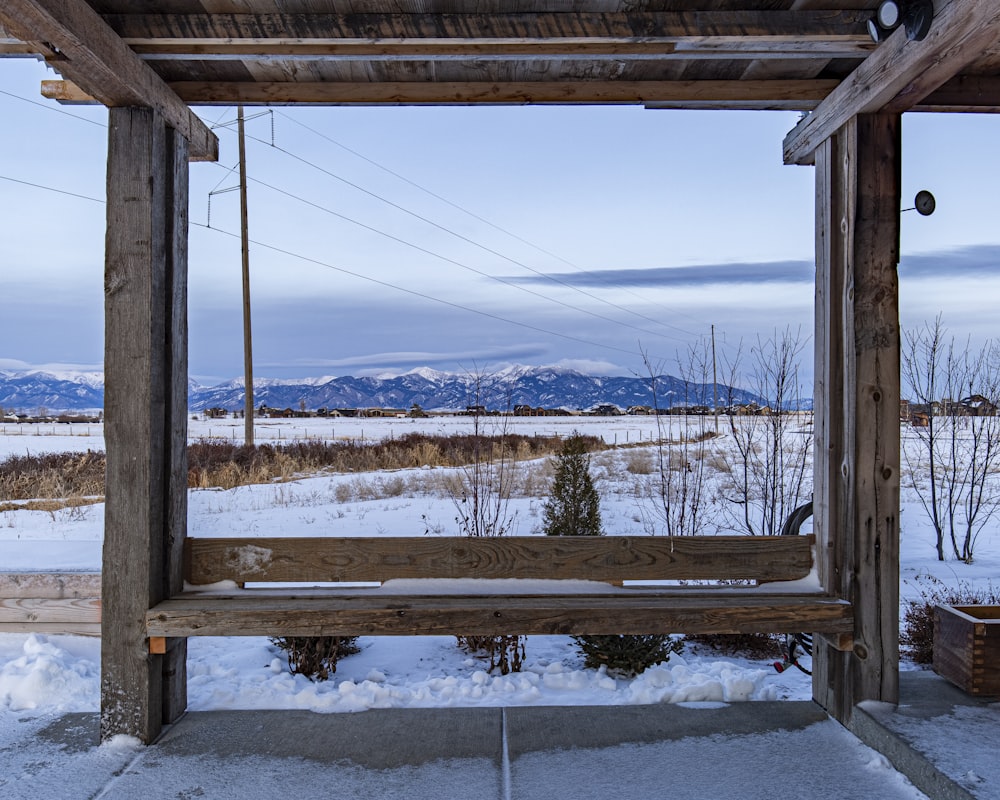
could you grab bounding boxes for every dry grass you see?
[0,451,105,501]
[1,432,605,502]
[0,497,103,513]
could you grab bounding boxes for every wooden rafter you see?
[43,73,1000,113]
[784,0,1000,165]
[0,0,217,161]
[102,10,870,48]
[43,77,839,109]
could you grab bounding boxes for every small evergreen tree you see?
[543,434,681,674]
[543,434,602,536]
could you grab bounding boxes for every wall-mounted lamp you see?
[867,0,934,43]
[902,190,937,216]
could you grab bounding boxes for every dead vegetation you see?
[0,451,105,501]
[0,432,604,502]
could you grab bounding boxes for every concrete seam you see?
[88,746,150,800]
[501,707,512,800]
[848,705,978,800]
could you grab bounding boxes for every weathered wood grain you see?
[0,597,101,624]
[102,108,189,745]
[155,79,839,108]
[810,114,901,724]
[147,591,853,639]
[0,572,101,599]
[784,0,1000,164]
[0,0,216,160]
[185,535,816,585]
[934,605,1000,697]
[103,11,870,44]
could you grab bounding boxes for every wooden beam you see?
[147,591,854,639]
[914,75,1000,112]
[0,0,216,161]
[103,10,869,44]
[43,72,1000,113]
[0,572,101,598]
[45,79,834,109]
[0,597,101,628]
[784,0,1000,165]
[811,114,901,724]
[185,535,816,585]
[102,108,190,745]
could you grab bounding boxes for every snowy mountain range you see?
[0,366,771,414]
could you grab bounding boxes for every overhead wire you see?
[0,87,105,127]
[0,173,103,204]
[0,86,742,363]
[192,221,660,362]
[205,157,691,345]
[274,110,713,336]
[238,126,701,340]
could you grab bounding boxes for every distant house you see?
[589,404,623,416]
[959,394,998,416]
[627,405,653,416]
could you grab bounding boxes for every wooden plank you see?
[39,77,838,109]
[46,74,1000,113]
[914,76,1000,113]
[0,622,101,636]
[102,107,189,745]
[147,592,853,639]
[184,535,817,585]
[0,0,216,161]
[784,0,1000,164]
[102,11,869,42]
[0,572,101,599]
[142,79,838,108]
[121,40,870,60]
[0,597,101,625]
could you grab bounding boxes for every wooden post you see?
[102,107,189,744]
[812,114,901,724]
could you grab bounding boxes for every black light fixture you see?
[867,0,933,43]
[902,190,937,216]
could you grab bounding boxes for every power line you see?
[0,173,103,204]
[207,159,689,345]
[192,220,664,362]
[238,128,700,340]
[274,110,710,336]
[0,87,105,128]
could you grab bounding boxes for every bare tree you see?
[450,368,523,673]
[718,328,811,536]
[637,344,714,538]
[451,372,518,539]
[902,318,1000,562]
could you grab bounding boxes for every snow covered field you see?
[1,415,997,722]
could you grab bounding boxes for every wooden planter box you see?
[933,605,1000,697]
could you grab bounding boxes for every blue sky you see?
[2,56,999,387]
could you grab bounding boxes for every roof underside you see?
[2,1,999,161]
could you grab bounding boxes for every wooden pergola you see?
[3,0,999,743]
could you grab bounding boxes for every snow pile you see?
[0,631,785,719]
[179,635,780,713]
[0,634,99,714]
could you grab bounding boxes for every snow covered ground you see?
[0,415,996,799]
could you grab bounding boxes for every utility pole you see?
[238,106,254,446]
[711,324,719,436]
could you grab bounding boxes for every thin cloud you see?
[501,244,1000,290]
[258,345,549,371]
